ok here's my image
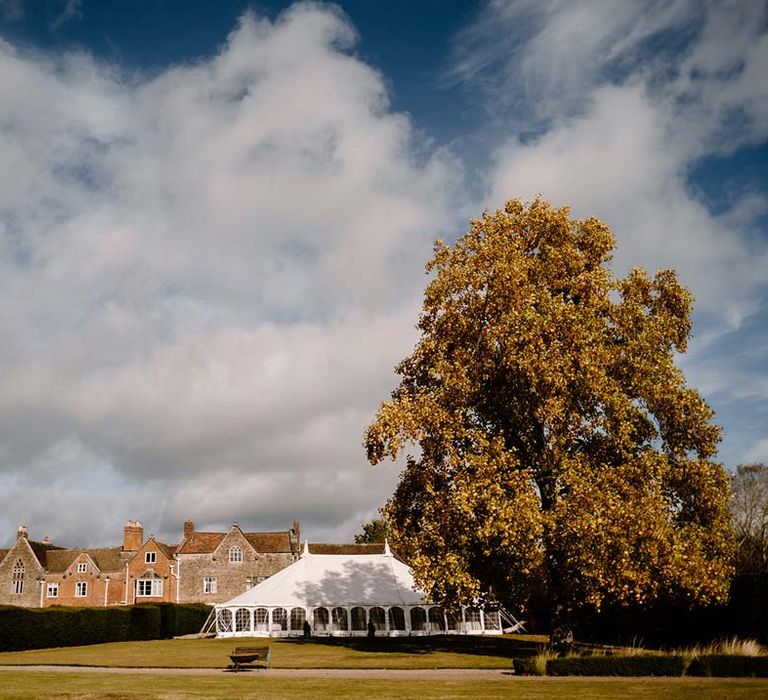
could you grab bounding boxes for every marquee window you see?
[229,546,243,563]
[465,607,482,631]
[350,606,367,631]
[313,607,330,632]
[137,579,163,597]
[272,607,288,631]
[11,559,24,594]
[47,583,59,598]
[483,609,501,630]
[289,607,306,631]
[331,607,349,631]
[445,609,460,631]
[235,608,251,632]
[369,607,386,631]
[76,581,88,597]
[203,577,217,594]
[388,606,406,631]
[410,607,427,631]
[254,608,269,632]
[216,609,232,633]
[428,607,446,631]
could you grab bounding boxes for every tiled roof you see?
[309,542,408,564]
[153,541,178,559]
[28,540,65,567]
[177,530,294,554]
[244,532,293,553]
[45,547,124,574]
[309,543,387,555]
[176,532,224,554]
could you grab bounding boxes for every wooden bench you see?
[228,646,271,671]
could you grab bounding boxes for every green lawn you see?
[0,635,544,670]
[1,672,767,699]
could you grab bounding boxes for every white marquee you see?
[209,542,505,637]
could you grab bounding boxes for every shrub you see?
[547,654,687,676]
[512,657,539,675]
[687,655,768,677]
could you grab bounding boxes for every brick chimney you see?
[16,524,28,540]
[183,520,194,540]
[290,519,300,556]
[123,520,144,551]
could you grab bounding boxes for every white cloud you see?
[0,4,458,545]
[745,439,768,465]
[488,84,767,316]
[452,0,768,321]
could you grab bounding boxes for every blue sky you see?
[0,0,766,547]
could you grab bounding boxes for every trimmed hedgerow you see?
[547,654,688,676]
[687,655,768,677]
[0,603,211,652]
[153,602,211,638]
[512,657,539,675]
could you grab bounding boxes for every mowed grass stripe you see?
[0,635,543,669]
[1,672,768,700]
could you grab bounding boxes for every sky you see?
[0,0,767,548]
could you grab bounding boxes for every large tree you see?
[731,464,768,575]
[354,517,391,544]
[365,198,733,640]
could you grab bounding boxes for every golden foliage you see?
[365,197,733,617]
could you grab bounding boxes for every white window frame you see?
[137,578,163,597]
[229,546,243,563]
[203,576,217,594]
[47,583,59,598]
[77,562,87,573]
[75,581,88,597]
[145,551,157,564]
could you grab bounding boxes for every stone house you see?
[175,520,301,604]
[0,518,300,607]
[0,526,61,607]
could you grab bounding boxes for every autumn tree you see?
[365,198,733,642]
[354,517,391,544]
[731,464,768,575]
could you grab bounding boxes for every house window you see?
[11,559,24,595]
[75,581,88,597]
[145,551,157,564]
[137,579,163,597]
[203,577,217,594]
[77,562,87,573]
[47,583,59,598]
[229,546,242,563]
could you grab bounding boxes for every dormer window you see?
[77,563,87,573]
[229,546,243,563]
[145,551,157,564]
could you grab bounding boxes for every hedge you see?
[687,655,768,677]
[546,654,688,676]
[512,657,540,675]
[0,603,211,652]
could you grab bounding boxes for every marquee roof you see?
[218,542,428,609]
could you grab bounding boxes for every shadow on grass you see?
[279,635,543,658]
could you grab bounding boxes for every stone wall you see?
[177,527,295,603]
[0,536,46,608]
